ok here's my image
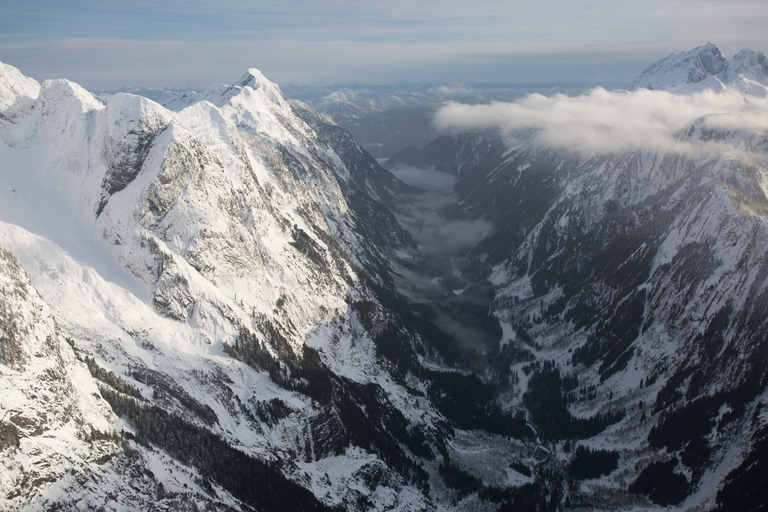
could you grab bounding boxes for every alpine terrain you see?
[1,42,768,511]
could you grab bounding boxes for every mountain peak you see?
[169,67,289,112]
[723,47,768,84]
[632,43,768,94]
[631,43,727,91]
[236,67,272,89]
[227,67,289,108]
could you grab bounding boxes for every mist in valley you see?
[386,163,501,357]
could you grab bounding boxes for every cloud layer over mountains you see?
[434,87,768,155]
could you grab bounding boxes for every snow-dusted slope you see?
[0,237,253,510]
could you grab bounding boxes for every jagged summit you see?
[161,66,291,113]
[234,67,292,108]
[232,67,289,106]
[236,67,272,88]
[631,42,726,90]
[724,47,768,83]
[632,42,768,93]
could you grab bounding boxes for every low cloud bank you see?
[434,87,768,154]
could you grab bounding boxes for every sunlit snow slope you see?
[0,61,447,512]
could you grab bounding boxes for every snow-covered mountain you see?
[386,44,768,511]
[3,43,768,512]
[0,61,460,511]
[632,42,768,94]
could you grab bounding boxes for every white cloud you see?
[434,87,768,154]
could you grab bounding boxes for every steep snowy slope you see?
[0,237,256,510]
[387,45,768,511]
[0,62,473,511]
[0,243,113,508]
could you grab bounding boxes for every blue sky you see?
[1,0,767,89]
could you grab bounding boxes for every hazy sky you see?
[1,0,767,89]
